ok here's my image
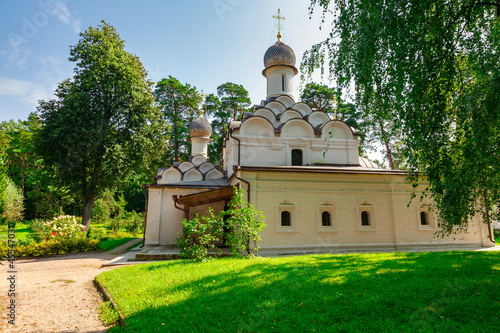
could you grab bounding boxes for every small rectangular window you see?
[282,75,285,91]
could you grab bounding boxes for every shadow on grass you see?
[100,251,500,333]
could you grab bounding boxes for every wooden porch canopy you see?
[173,186,234,207]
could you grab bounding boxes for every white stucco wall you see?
[145,187,203,246]
[239,170,493,251]
[146,187,228,246]
[146,171,493,251]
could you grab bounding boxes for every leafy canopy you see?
[154,76,201,163]
[36,21,164,228]
[217,82,251,122]
[303,1,500,235]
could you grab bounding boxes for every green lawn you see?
[0,224,32,240]
[99,238,138,252]
[96,251,500,332]
[0,222,142,252]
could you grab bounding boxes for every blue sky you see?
[0,0,331,123]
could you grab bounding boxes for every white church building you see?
[139,34,495,258]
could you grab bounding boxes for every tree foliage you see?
[1,115,76,219]
[300,82,401,165]
[36,21,164,228]
[154,76,201,163]
[2,178,24,223]
[176,187,265,260]
[222,186,266,257]
[217,82,251,122]
[303,0,500,234]
[300,82,337,113]
[0,152,7,220]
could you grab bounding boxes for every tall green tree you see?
[217,82,251,122]
[300,82,337,113]
[154,76,201,163]
[301,82,398,162]
[36,21,164,228]
[203,93,224,163]
[1,115,75,219]
[1,114,44,193]
[303,0,500,235]
[0,133,8,220]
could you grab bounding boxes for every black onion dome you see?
[263,41,297,73]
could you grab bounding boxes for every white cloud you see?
[0,77,52,106]
[0,34,32,69]
[36,55,70,83]
[50,0,81,33]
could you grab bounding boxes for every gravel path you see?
[0,240,141,333]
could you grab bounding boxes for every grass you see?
[0,221,142,253]
[91,223,143,252]
[99,301,120,326]
[0,223,32,240]
[51,279,75,285]
[99,238,138,252]
[125,240,142,252]
[96,251,500,332]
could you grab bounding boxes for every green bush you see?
[39,215,86,240]
[26,219,47,242]
[176,210,223,260]
[0,237,9,258]
[223,187,266,257]
[108,217,122,232]
[2,178,24,223]
[88,226,107,240]
[107,211,144,233]
[0,235,100,257]
[92,190,118,224]
[175,187,265,260]
[0,215,102,257]
[122,211,144,233]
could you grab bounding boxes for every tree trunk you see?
[173,118,179,162]
[378,119,395,170]
[81,196,95,230]
[483,190,495,243]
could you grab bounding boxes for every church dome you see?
[189,114,212,138]
[263,41,298,73]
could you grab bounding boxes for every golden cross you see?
[273,8,285,41]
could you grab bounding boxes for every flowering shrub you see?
[40,215,86,241]
[0,215,101,257]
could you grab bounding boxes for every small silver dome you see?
[189,115,212,138]
[263,41,297,73]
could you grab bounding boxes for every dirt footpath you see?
[0,240,140,333]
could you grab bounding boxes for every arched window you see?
[322,211,331,226]
[281,211,291,226]
[420,211,429,225]
[282,74,286,91]
[291,149,303,166]
[361,211,370,226]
